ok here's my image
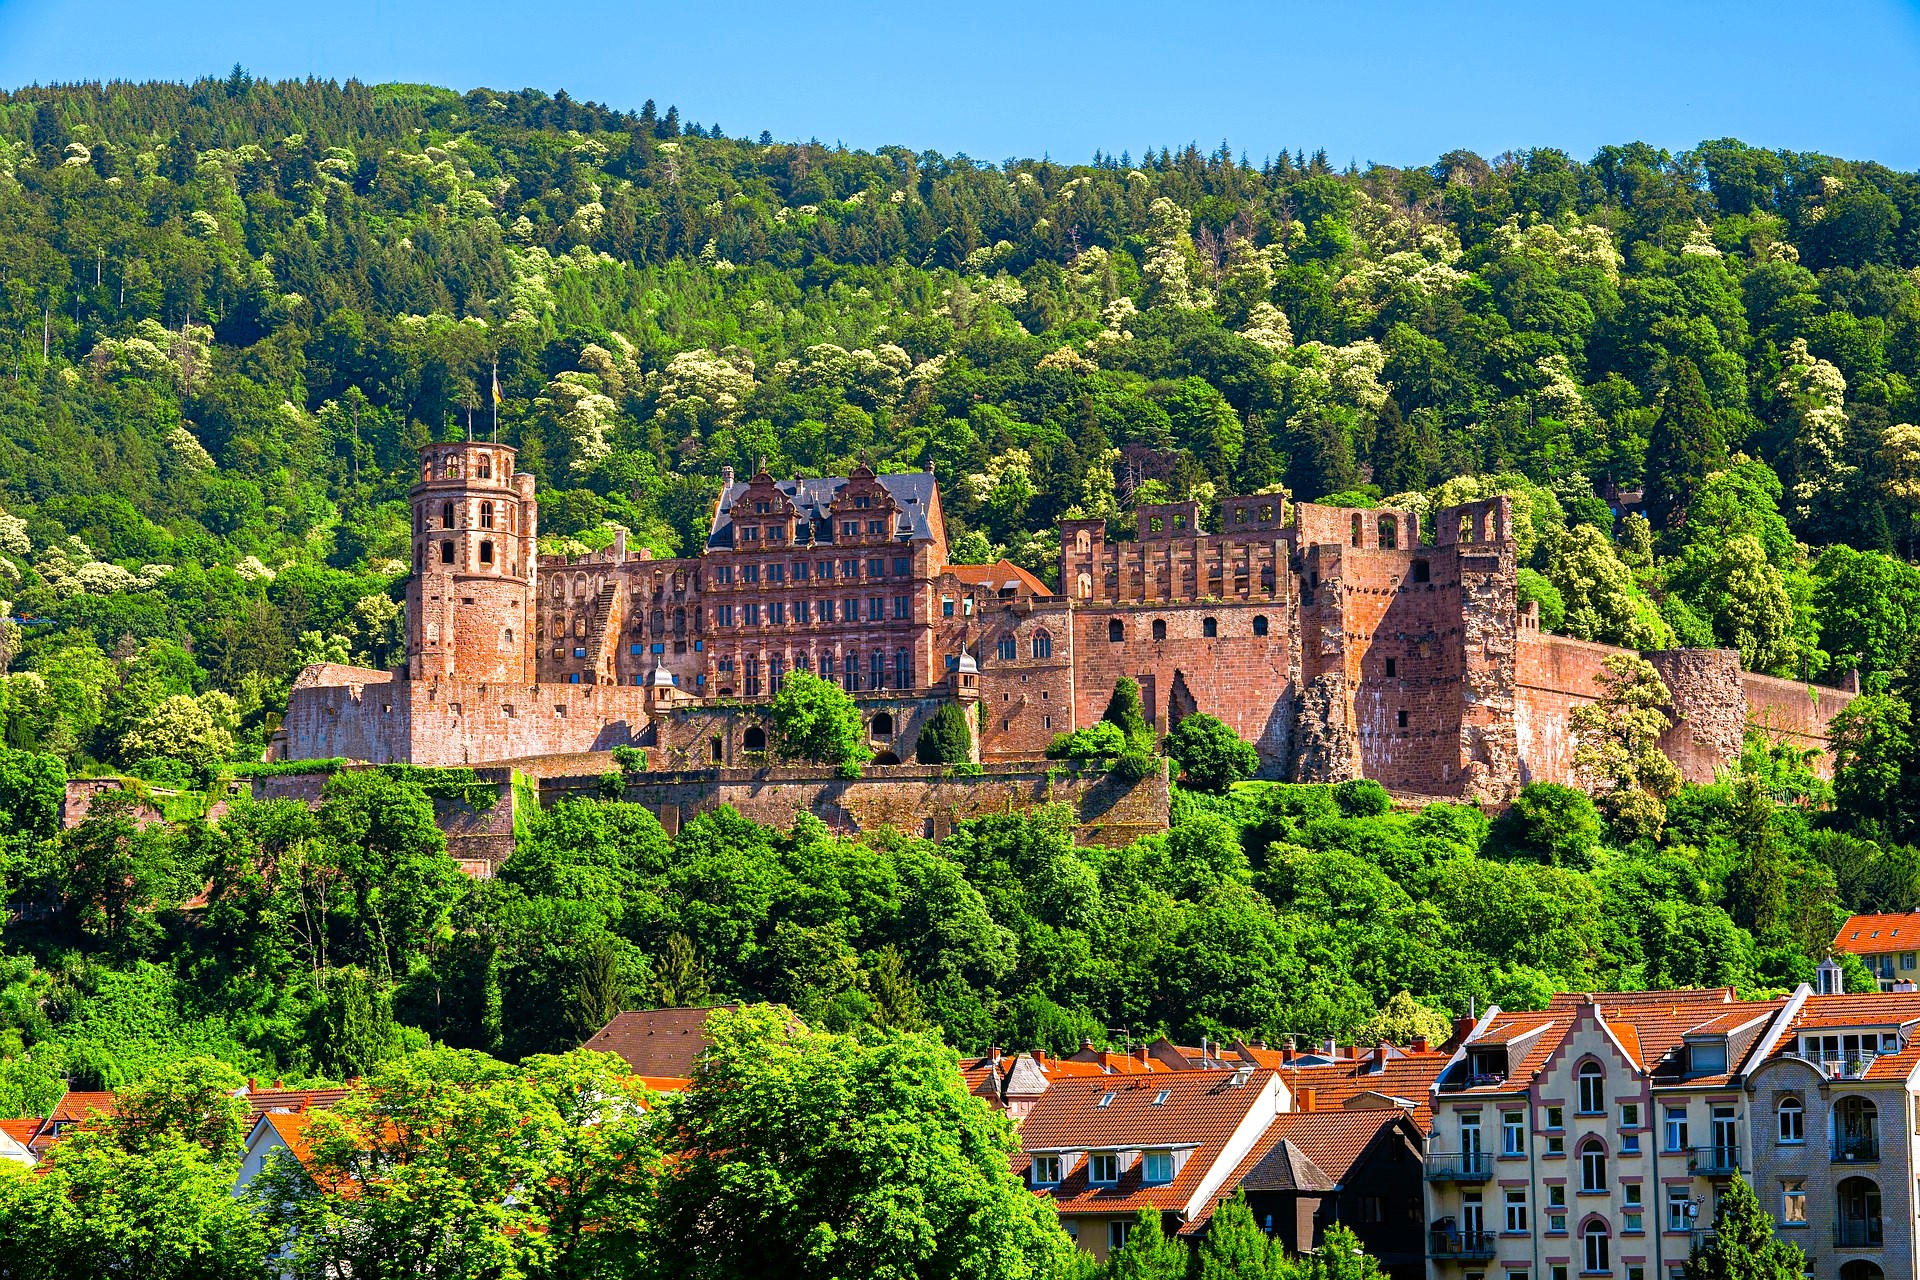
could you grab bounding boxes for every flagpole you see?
[491,358,500,443]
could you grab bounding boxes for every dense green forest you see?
[2,73,1920,1110]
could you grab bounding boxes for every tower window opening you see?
[441,501,455,529]
[479,540,494,565]
[480,501,494,529]
[440,541,455,565]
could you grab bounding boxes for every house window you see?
[1411,558,1430,583]
[1577,1062,1604,1114]
[1386,656,1397,677]
[1666,1185,1689,1231]
[1108,1221,1129,1253]
[1151,619,1166,641]
[1777,1098,1803,1144]
[1362,1195,1384,1223]
[997,635,1017,661]
[1582,1225,1608,1274]
[1252,615,1269,636]
[1032,1155,1061,1185]
[1579,1140,1606,1192]
[441,500,455,528]
[479,501,494,528]
[1620,1103,1639,1129]
[1505,1189,1528,1232]
[1032,631,1052,659]
[1089,1152,1119,1185]
[942,597,954,617]
[1397,709,1409,728]
[1143,1151,1173,1183]
[478,540,493,565]
[1503,1112,1525,1155]
[1623,1183,1642,1232]
[1781,1179,1805,1224]
[1664,1107,1688,1152]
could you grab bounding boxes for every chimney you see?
[1372,1044,1388,1071]
[1300,1087,1316,1112]
[1412,1036,1429,1053]
[1281,1044,1294,1065]
[722,465,735,487]
[1324,1037,1337,1058]
[1081,1038,1096,1051]
[1453,1014,1477,1043]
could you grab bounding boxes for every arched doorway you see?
[1837,1177,1883,1247]
[1836,1096,1879,1162]
[1840,1261,1886,1280]
[872,751,900,765]
[742,726,767,754]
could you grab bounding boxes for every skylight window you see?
[1096,1091,1116,1109]
[1152,1089,1170,1105]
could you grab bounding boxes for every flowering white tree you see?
[1778,337,1853,520]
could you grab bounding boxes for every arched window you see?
[1074,530,1091,553]
[1202,617,1217,638]
[871,713,894,738]
[439,541,455,565]
[1579,1139,1607,1193]
[1777,1098,1804,1144]
[479,501,494,529]
[1377,515,1398,549]
[478,540,494,565]
[1108,619,1124,643]
[743,726,767,754]
[1840,1261,1887,1280]
[1252,615,1269,637]
[477,454,492,479]
[894,649,909,685]
[1837,1096,1879,1161]
[1838,1176,1882,1247]
[1031,630,1052,659]
[1076,573,1093,599]
[1151,619,1167,641]
[996,634,1017,662]
[1578,1062,1605,1114]
[1581,1222,1608,1274]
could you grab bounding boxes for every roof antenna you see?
[1470,997,1477,1020]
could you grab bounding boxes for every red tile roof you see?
[1764,992,1920,1080]
[948,559,1052,597]
[581,1006,804,1078]
[1015,1071,1278,1219]
[244,1087,352,1123]
[1188,1110,1414,1233]
[1269,1052,1451,1131]
[1835,912,1920,952]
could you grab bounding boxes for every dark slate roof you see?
[706,473,938,549]
[581,1006,736,1077]
[1241,1138,1337,1193]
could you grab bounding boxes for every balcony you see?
[1834,1219,1883,1248]
[1424,1151,1491,1183]
[1816,1056,1877,1080]
[1832,1133,1880,1163]
[1688,1145,1740,1176]
[1428,1230,1497,1261]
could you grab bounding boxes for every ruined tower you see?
[406,441,539,684]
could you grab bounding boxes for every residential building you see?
[581,1004,796,1083]
[1832,912,1920,990]
[1747,989,1920,1280]
[1425,989,1789,1280]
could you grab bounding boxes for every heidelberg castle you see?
[277,441,1854,800]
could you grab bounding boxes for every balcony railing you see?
[1832,1133,1880,1163]
[1816,1055,1877,1080]
[1423,1151,1491,1182]
[1428,1230,1497,1260]
[1834,1219,1884,1248]
[1689,1228,1718,1252]
[1689,1144,1740,1176]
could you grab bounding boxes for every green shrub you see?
[1334,778,1392,817]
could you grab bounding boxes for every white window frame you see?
[1089,1152,1119,1185]
[1143,1150,1174,1184]
[1032,1154,1062,1186]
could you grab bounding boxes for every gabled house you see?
[1832,911,1920,990]
[27,1089,116,1157]
[1013,1067,1290,1261]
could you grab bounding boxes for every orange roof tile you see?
[947,559,1052,597]
[1016,1071,1277,1218]
[1834,911,1920,952]
[1189,1110,1415,1232]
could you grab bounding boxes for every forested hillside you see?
[0,75,1919,1106]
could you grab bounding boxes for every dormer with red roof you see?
[1834,910,1920,989]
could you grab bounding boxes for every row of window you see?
[716,650,912,697]
[1029,1149,1175,1188]
[419,499,516,533]
[1105,615,1272,643]
[714,597,911,626]
[715,557,912,585]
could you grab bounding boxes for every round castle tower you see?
[407,441,539,684]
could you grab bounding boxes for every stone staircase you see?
[582,581,621,684]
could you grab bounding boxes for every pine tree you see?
[1199,1191,1271,1280]
[1682,1174,1806,1280]
[1110,1208,1189,1280]
[916,702,973,764]
[1645,357,1726,540]
[1369,396,1418,495]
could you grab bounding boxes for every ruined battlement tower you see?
[406,441,540,685]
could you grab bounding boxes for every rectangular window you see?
[869,558,885,578]
[1503,1113,1525,1155]
[1667,1186,1690,1232]
[1621,1103,1639,1128]
[717,605,734,627]
[817,561,833,581]
[769,564,785,584]
[847,598,861,622]
[1664,1108,1688,1153]
[717,564,734,585]
[1361,1195,1383,1223]
[769,602,786,625]
[1089,1153,1118,1185]
[963,596,974,616]
[793,562,809,581]
[819,601,835,623]
[573,647,586,659]
[1108,1221,1128,1253]
[743,564,759,585]
[1505,1189,1527,1232]
[942,597,955,617]
[841,559,858,578]
[1781,1179,1805,1224]
[630,644,643,656]
[893,557,911,577]
[894,595,910,619]
[1032,1155,1061,1185]
[1143,1151,1173,1183]
[1547,1185,1566,1209]
[795,600,810,624]
[651,643,665,654]
[1904,952,1916,970]
[744,603,761,626]
[842,521,860,537]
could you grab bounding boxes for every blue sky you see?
[2,0,1919,168]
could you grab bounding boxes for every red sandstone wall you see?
[285,677,655,766]
[1745,673,1852,770]
[1513,633,1616,786]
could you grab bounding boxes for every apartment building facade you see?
[1833,911,1920,991]
[1427,985,1920,1280]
